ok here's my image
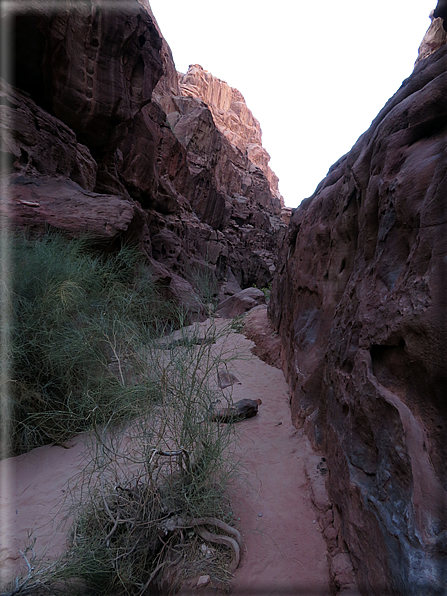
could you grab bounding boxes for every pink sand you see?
[0,322,331,594]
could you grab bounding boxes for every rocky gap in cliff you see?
[3,1,447,594]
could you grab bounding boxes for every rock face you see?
[12,0,164,196]
[178,64,282,204]
[0,78,96,191]
[415,10,447,65]
[0,77,145,244]
[5,176,143,243]
[2,0,286,306]
[434,0,447,22]
[149,53,287,291]
[270,47,447,594]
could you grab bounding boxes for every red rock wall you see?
[2,0,286,305]
[10,0,164,197]
[270,47,447,594]
[178,64,283,204]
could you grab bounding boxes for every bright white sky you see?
[149,1,435,207]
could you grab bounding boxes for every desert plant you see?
[183,258,219,313]
[230,315,245,333]
[252,281,272,302]
[3,321,244,595]
[68,321,241,592]
[5,232,184,455]
[2,233,245,594]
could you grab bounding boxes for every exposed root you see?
[195,527,240,572]
[177,517,243,572]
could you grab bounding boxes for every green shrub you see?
[6,232,183,455]
[59,321,240,594]
[4,320,241,595]
[2,233,243,595]
[252,282,272,302]
[184,260,219,313]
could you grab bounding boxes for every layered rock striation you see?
[270,45,447,594]
[2,0,286,307]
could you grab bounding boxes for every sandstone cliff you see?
[2,0,286,309]
[178,64,282,205]
[416,10,447,64]
[270,44,447,595]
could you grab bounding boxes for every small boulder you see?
[217,369,241,389]
[215,287,266,318]
[330,552,357,592]
[197,575,210,588]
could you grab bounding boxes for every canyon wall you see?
[2,0,285,310]
[270,46,447,594]
[178,64,283,205]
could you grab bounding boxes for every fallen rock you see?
[217,370,241,389]
[216,288,266,318]
[211,399,262,423]
[304,453,331,515]
[196,575,210,588]
[242,305,283,368]
[323,525,338,553]
[217,267,243,303]
[330,553,358,593]
[147,258,206,322]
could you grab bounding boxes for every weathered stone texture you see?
[0,77,145,246]
[5,175,144,244]
[2,0,286,303]
[0,79,96,190]
[18,1,163,147]
[270,46,447,595]
[178,64,283,204]
[10,0,164,197]
[416,11,447,65]
[215,287,266,319]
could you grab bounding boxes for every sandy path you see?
[0,436,89,584]
[212,327,330,595]
[0,320,331,594]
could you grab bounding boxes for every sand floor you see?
[0,319,332,595]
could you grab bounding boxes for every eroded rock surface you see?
[2,0,286,305]
[0,78,96,190]
[4,176,144,243]
[215,287,266,319]
[178,64,282,205]
[270,46,447,595]
[11,0,164,196]
[0,78,145,244]
[416,10,447,65]
[150,52,287,292]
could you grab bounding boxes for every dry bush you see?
[3,321,244,595]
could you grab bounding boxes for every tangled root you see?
[178,517,243,572]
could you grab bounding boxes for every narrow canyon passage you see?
[0,319,333,595]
